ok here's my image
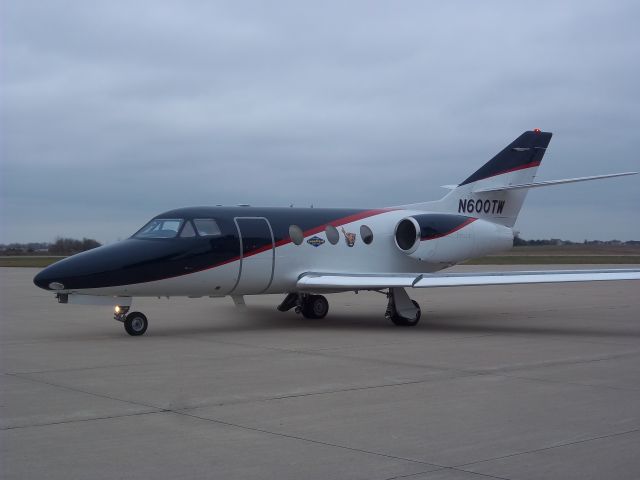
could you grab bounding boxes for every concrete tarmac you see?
[1,266,639,480]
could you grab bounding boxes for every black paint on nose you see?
[33,257,79,290]
[31,238,231,291]
[33,268,53,290]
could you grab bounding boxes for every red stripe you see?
[177,208,395,276]
[273,208,393,249]
[477,161,541,182]
[421,217,477,241]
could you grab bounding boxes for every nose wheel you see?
[124,312,148,336]
[115,306,148,336]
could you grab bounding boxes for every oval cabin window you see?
[325,225,339,245]
[289,225,304,245]
[360,225,374,245]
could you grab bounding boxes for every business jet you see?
[34,130,639,335]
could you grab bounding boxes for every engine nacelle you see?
[394,214,513,264]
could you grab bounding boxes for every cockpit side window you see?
[193,219,222,237]
[134,218,183,239]
[180,220,196,238]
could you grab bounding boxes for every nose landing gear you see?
[114,306,148,336]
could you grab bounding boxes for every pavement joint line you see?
[6,362,165,376]
[311,346,640,385]
[246,348,640,399]
[7,348,637,420]
[1,410,165,431]
[7,372,165,412]
[177,374,472,410]
[4,348,289,376]
[173,411,509,480]
[445,468,513,480]
[298,333,501,353]
[383,470,446,480]
[386,467,513,480]
[454,427,640,469]
[7,370,467,429]
[170,335,331,355]
[477,330,640,348]
[468,349,640,375]
[173,409,447,469]
[495,371,640,393]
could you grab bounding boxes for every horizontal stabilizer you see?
[297,269,640,291]
[473,172,637,193]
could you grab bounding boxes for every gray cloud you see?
[2,0,639,243]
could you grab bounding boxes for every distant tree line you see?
[49,237,101,255]
[1,236,638,256]
[513,236,640,247]
[0,238,102,255]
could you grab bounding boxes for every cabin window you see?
[180,221,196,238]
[134,219,183,238]
[289,225,304,245]
[325,225,339,245]
[360,225,374,245]
[193,219,222,237]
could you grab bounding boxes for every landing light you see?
[49,282,65,290]
[114,305,130,322]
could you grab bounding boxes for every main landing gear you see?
[114,306,148,336]
[277,293,329,319]
[277,287,421,326]
[385,287,421,327]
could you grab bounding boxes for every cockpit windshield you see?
[133,219,184,239]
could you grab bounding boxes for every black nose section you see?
[32,245,122,291]
[33,257,79,291]
[32,238,209,291]
[33,267,54,290]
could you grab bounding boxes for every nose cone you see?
[33,254,91,291]
[33,245,122,291]
[33,266,60,290]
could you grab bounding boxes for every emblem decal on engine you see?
[458,199,505,215]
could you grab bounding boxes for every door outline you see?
[230,217,275,294]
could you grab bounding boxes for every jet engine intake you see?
[394,214,513,264]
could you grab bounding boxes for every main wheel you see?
[301,295,329,319]
[124,311,148,336]
[390,300,421,327]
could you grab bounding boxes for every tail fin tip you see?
[459,130,552,187]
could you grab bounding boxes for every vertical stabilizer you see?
[404,130,552,227]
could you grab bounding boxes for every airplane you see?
[33,130,640,336]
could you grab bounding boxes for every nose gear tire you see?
[124,312,148,336]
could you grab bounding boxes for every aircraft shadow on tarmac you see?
[136,305,640,340]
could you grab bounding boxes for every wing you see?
[473,172,637,193]
[297,269,640,291]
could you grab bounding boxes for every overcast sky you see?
[2,0,639,244]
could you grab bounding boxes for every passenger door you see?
[232,217,275,294]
